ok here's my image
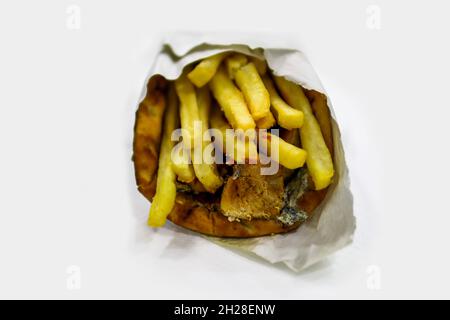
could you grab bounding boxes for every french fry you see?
[175,75,200,149]
[148,85,178,227]
[209,65,256,130]
[235,62,270,120]
[209,106,232,158]
[187,52,228,87]
[277,129,301,179]
[250,57,267,75]
[192,87,223,193]
[256,111,276,129]
[262,75,304,130]
[210,105,257,163]
[274,76,334,190]
[171,143,196,183]
[260,132,307,170]
[225,53,248,79]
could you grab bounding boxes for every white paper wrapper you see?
[138,33,355,272]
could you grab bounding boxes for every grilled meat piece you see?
[220,163,284,220]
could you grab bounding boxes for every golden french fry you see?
[250,57,267,75]
[256,111,276,129]
[260,132,307,170]
[274,76,334,190]
[209,65,256,130]
[233,129,258,164]
[187,52,228,87]
[175,75,200,149]
[235,62,270,120]
[210,105,257,163]
[192,87,223,193]
[225,53,248,79]
[171,143,196,183]
[262,75,304,129]
[148,85,178,227]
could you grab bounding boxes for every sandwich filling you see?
[175,163,312,226]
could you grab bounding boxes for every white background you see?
[0,0,449,299]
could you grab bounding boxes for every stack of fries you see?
[141,52,334,227]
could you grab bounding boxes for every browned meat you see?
[220,163,284,220]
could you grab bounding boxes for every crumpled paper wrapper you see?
[138,33,355,272]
